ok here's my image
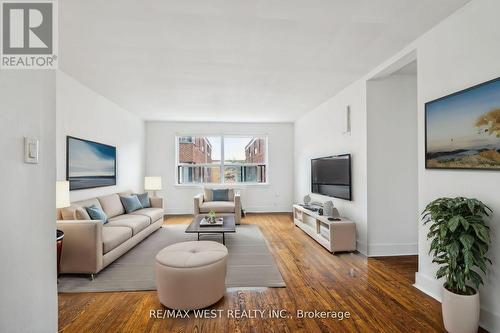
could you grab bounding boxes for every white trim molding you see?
[244,205,292,213]
[165,206,292,215]
[479,308,500,333]
[368,242,418,257]
[414,272,443,302]
[356,240,368,256]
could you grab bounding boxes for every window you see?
[177,135,267,184]
[177,136,220,184]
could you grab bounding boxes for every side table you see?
[56,229,64,277]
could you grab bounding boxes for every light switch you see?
[29,143,37,158]
[24,137,39,164]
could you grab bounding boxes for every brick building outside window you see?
[177,136,267,184]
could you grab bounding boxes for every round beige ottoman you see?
[155,241,228,310]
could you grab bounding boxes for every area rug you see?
[58,224,285,293]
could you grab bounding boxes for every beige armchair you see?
[194,189,241,224]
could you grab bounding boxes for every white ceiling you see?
[60,0,469,122]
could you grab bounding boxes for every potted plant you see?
[207,210,217,224]
[423,197,492,333]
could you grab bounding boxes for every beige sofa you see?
[193,188,241,224]
[56,192,164,275]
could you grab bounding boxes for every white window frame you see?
[175,134,269,186]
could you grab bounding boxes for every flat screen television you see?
[66,136,117,190]
[311,154,352,201]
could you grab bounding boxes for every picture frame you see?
[425,77,500,170]
[66,136,117,190]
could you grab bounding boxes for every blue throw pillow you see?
[135,192,151,208]
[120,195,143,213]
[212,189,229,201]
[85,205,108,224]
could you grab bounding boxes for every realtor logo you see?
[1,1,57,69]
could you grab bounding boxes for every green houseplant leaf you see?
[422,197,492,295]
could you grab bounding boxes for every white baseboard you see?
[414,272,443,301]
[356,240,368,255]
[165,206,292,215]
[368,242,418,257]
[480,307,500,333]
[245,206,292,213]
[414,272,500,332]
[354,241,417,257]
[165,207,192,215]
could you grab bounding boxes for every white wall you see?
[0,71,57,332]
[294,80,368,254]
[295,0,500,330]
[146,121,294,214]
[415,0,500,330]
[367,74,418,256]
[56,71,146,201]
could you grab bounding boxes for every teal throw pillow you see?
[120,195,143,213]
[212,189,229,201]
[135,192,151,208]
[85,205,108,224]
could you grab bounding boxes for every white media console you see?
[293,204,356,253]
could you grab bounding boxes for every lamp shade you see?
[56,181,70,209]
[145,176,162,191]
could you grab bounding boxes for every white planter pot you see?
[442,285,480,333]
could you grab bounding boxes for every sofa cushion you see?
[129,208,163,223]
[107,214,150,235]
[212,189,229,201]
[120,195,143,213]
[102,226,132,254]
[60,198,102,220]
[75,207,91,220]
[86,205,109,224]
[60,205,79,220]
[203,188,213,202]
[98,194,125,218]
[74,198,103,211]
[199,201,235,213]
[135,192,151,208]
[203,188,234,202]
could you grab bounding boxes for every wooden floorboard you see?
[58,213,485,332]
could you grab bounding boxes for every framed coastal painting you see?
[66,136,117,190]
[425,77,500,170]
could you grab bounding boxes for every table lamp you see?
[55,181,69,278]
[56,181,70,209]
[145,176,162,197]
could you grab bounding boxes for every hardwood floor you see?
[58,213,472,332]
